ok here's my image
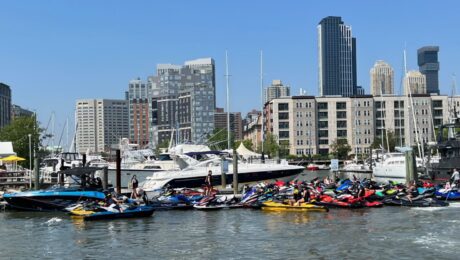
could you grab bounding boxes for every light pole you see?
[28,133,32,188]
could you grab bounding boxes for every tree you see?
[371,129,397,152]
[207,128,234,150]
[330,138,351,160]
[154,140,170,156]
[0,116,48,167]
[262,133,279,158]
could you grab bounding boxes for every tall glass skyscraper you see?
[418,46,440,95]
[0,83,11,128]
[318,16,357,97]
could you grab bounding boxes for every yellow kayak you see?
[261,201,328,212]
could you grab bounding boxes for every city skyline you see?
[1,1,460,131]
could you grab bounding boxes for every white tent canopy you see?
[0,142,16,158]
[231,143,262,159]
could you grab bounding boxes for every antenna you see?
[225,50,231,150]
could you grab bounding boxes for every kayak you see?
[261,201,328,212]
[70,205,155,220]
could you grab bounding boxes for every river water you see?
[1,171,459,259]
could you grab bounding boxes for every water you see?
[1,171,459,259]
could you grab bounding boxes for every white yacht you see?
[372,152,423,184]
[141,154,304,197]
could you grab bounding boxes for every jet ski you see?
[260,201,328,212]
[70,205,155,220]
[383,195,449,207]
[435,188,460,200]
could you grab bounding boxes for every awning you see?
[0,155,26,162]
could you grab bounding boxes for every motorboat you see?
[141,154,304,197]
[372,151,424,184]
[2,167,106,211]
[306,163,330,171]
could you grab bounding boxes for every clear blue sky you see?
[1,0,460,138]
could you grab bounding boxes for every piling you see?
[220,156,227,189]
[34,158,40,190]
[102,166,108,190]
[233,150,239,195]
[82,154,87,166]
[405,149,417,184]
[116,149,121,194]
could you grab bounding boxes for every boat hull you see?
[3,191,106,211]
[261,201,328,212]
[71,206,155,220]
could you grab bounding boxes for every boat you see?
[382,195,449,207]
[2,167,106,211]
[260,201,328,212]
[435,188,460,200]
[372,151,424,184]
[306,163,330,171]
[70,205,155,220]
[141,154,304,196]
[426,121,460,183]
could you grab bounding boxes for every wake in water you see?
[45,217,63,226]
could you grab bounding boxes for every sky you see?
[1,0,460,144]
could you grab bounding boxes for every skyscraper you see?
[149,58,216,147]
[75,99,129,153]
[418,46,440,94]
[264,80,291,103]
[318,16,357,96]
[0,83,11,128]
[127,78,151,147]
[370,60,394,96]
[404,71,427,95]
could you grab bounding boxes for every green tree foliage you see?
[207,128,234,150]
[0,116,47,167]
[263,133,279,158]
[155,140,170,156]
[330,138,351,160]
[370,130,397,152]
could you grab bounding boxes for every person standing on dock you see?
[451,169,460,188]
[205,170,213,196]
[130,175,139,198]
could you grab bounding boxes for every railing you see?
[0,170,31,189]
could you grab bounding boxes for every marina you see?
[0,171,459,259]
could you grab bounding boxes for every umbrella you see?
[0,155,26,162]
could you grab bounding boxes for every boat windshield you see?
[158,154,173,161]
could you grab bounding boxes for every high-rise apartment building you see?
[76,99,129,154]
[214,109,243,141]
[404,71,427,95]
[264,80,290,103]
[0,83,11,128]
[370,60,394,96]
[418,46,440,94]
[318,16,357,97]
[127,78,151,147]
[149,58,216,146]
[262,95,450,157]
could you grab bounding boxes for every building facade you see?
[214,109,243,141]
[262,95,450,157]
[128,78,151,147]
[370,60,394,96]
[0,83,11,128]
[12,104,34,119]
[318,16,357,97]
[243,110,262,151]
[148,58,216,147]
[418,46,440,95]
[264,80,291,103]
[76,99,129,154]
[404,71,427,95]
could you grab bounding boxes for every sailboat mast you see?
[260,50,264,154]
[405,49,424,158]
[225,51,231,150]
